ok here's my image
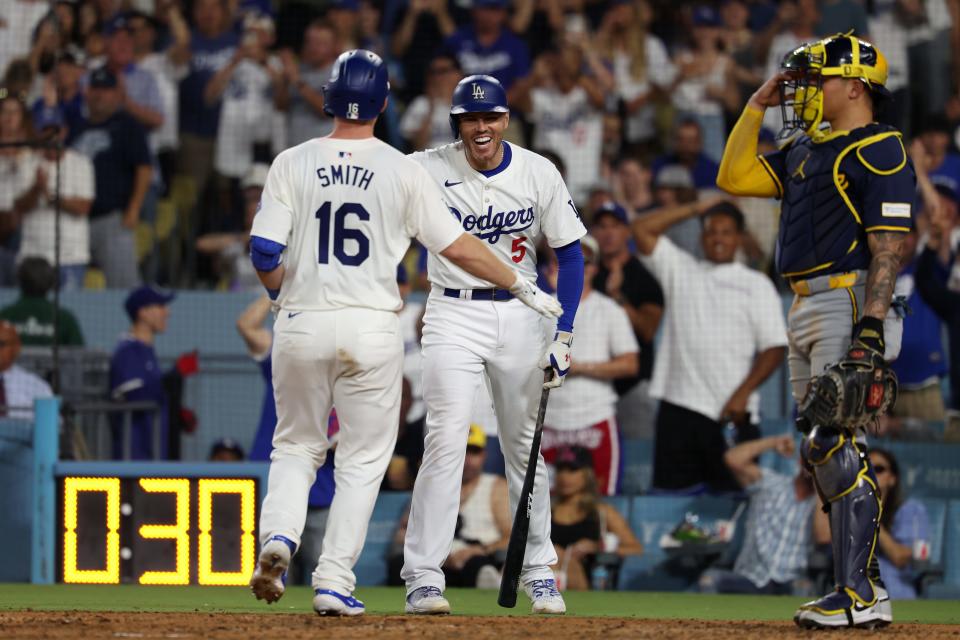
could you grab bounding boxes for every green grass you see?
[1,585,959,624]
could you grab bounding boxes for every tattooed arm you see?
[863,231,906,321]
[851,230,906,354]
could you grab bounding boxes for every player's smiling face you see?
[459,112,509,171]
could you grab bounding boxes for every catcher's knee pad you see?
[802,428,880,604]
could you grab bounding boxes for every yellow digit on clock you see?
[137,478,190,585]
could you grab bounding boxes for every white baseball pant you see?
[258,307,403,594]
[402,292,557,592]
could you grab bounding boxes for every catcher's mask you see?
[778,33,891,141]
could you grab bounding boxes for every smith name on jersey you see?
[411,141,586,289]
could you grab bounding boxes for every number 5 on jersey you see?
[316,201,371,266]
[511,236,527,263]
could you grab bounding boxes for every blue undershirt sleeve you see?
[554,240,584,333]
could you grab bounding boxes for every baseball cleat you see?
[523,578,566,615]
[793,586,891,629]
[250,536,295,604]
[404,585,451,614]
[313,589,365,616]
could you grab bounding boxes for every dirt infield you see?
[4,611,960,639]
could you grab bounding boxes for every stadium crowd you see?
[0,0,958,598]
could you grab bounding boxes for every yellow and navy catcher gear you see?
[778,34,890,140]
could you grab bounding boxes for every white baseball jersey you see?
[16,150,95,267]
[410,141,586,289]
[250,136,463,312]
[529,86,603,205]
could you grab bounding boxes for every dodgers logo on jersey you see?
[449,204,535,244]
[472,83,485,101]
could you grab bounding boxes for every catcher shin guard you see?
[801,427,881,606]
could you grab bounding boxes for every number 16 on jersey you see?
[316,201,371,266]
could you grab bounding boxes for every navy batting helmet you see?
[322,49,389,121]
[449,74,508,138]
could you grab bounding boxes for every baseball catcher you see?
[717,33,914,629]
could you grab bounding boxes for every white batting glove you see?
[540,331,573,389]
[509,273,563,318]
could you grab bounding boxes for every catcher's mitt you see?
[796,347,898,433]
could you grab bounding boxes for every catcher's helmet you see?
[778,33,890,140]
[322,49,389,121]
[449,74,509,138]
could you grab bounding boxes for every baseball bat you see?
[497,370,552,608]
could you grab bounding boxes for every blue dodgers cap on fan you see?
[473,0,509,9]
[103,12,134,35]
[33,106,64,131]
[125,285,176,320]
[329,0,360,10]
[692,5,722,26]
[89,66,118,89]
[932,174,960,204]
[591,200,629,226]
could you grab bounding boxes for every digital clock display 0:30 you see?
[58,476,258,585]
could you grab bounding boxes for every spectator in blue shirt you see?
[915,185,960,414]
[917,115,960,189]
[98,14,165,133]
[651,119,720,191]
[869,448,930,600]
[32,52,86,142]
[110,286,189,460]
[71,67,152,288]
[890,227,947,422]
[237,295,335,584]
[172,0,239,203]
[442,0,530,94]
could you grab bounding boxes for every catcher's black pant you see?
[651,401,758,493]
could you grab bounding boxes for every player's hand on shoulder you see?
[508,273,563,318]
[540,331,573,389]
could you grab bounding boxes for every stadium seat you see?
[916,498,947,596]
[135,221,155,262]
[602,495,631,523]
[353,492,410,586]
[156,199,177,243]
[620,438,652,495]
[618,495,742,591]
[927,500,960,599]
[871,440,960,499]
[83,268,106,290]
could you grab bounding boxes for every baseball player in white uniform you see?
[402,74,587,615]
[246,52,562,617]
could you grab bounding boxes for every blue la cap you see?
[592,200,629,226]
[89,66,118,89]
[33,106,64,131]
[125,285,176,320]
[933,174,960,204]
[692,5,722,26]
[103,12,134,35]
